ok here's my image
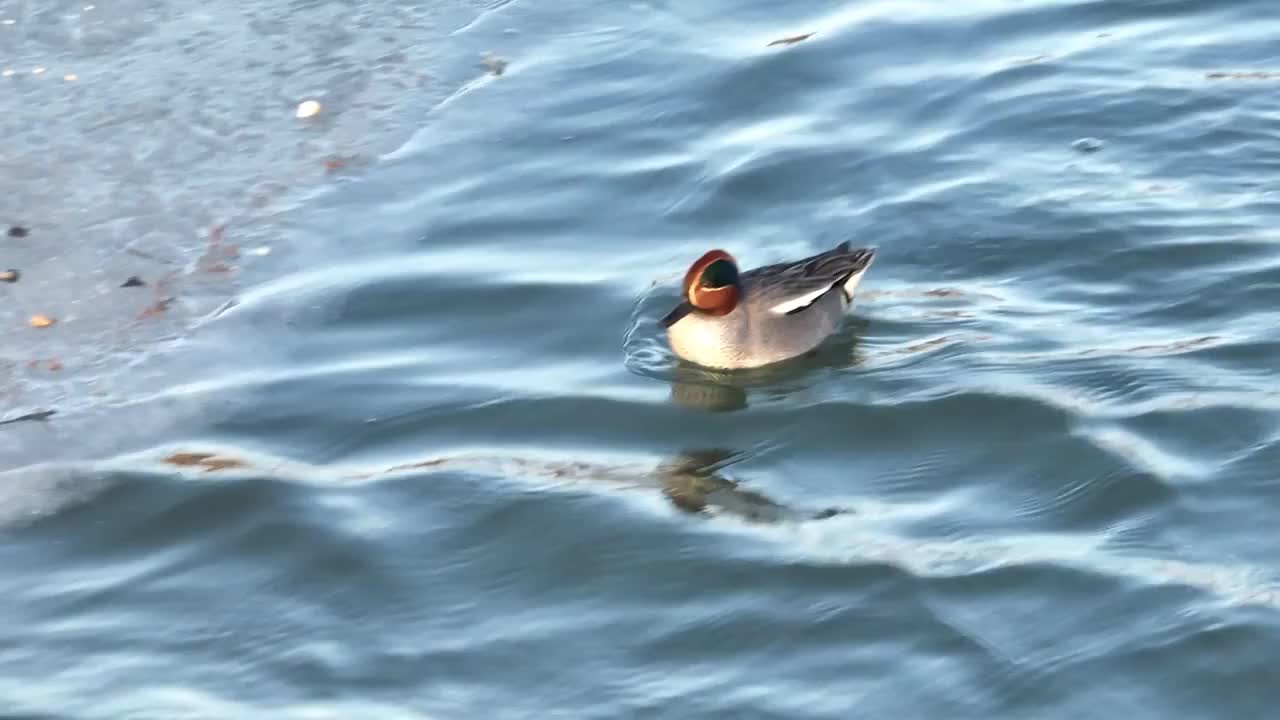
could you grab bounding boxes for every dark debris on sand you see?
[768,32,814,47]
[0,410,56,427]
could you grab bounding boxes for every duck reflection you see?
[669,380,748,412]
[154,446,847,525]
[656,448,846,523]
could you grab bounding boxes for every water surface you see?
[5,0,1280,717]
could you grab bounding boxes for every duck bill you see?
[660,301,693,328]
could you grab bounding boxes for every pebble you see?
[29,314,55,329]
[121,276,146,288]
[482,53,507,76]
[0,269,18,283]
[7,225,29,238]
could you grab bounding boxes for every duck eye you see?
[699,259,738,289]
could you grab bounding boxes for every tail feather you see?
[837,247,875,301]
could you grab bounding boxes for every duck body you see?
[660,241,875,369]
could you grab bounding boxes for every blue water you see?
[5,0,1280,716]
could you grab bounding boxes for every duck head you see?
[660,249,742,328]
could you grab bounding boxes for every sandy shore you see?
[0,0,503,462]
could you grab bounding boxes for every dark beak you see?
[660,301,693,328]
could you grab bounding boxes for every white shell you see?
[295,100,322,119]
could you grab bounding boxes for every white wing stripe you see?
[768,285,831,315]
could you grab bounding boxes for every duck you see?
[659,241,875,369]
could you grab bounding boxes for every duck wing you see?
[744,242,876,316]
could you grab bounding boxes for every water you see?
[4,0,1280,716]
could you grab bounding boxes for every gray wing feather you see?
[743,241,875,314]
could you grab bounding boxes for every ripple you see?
[738,516,1280,612]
